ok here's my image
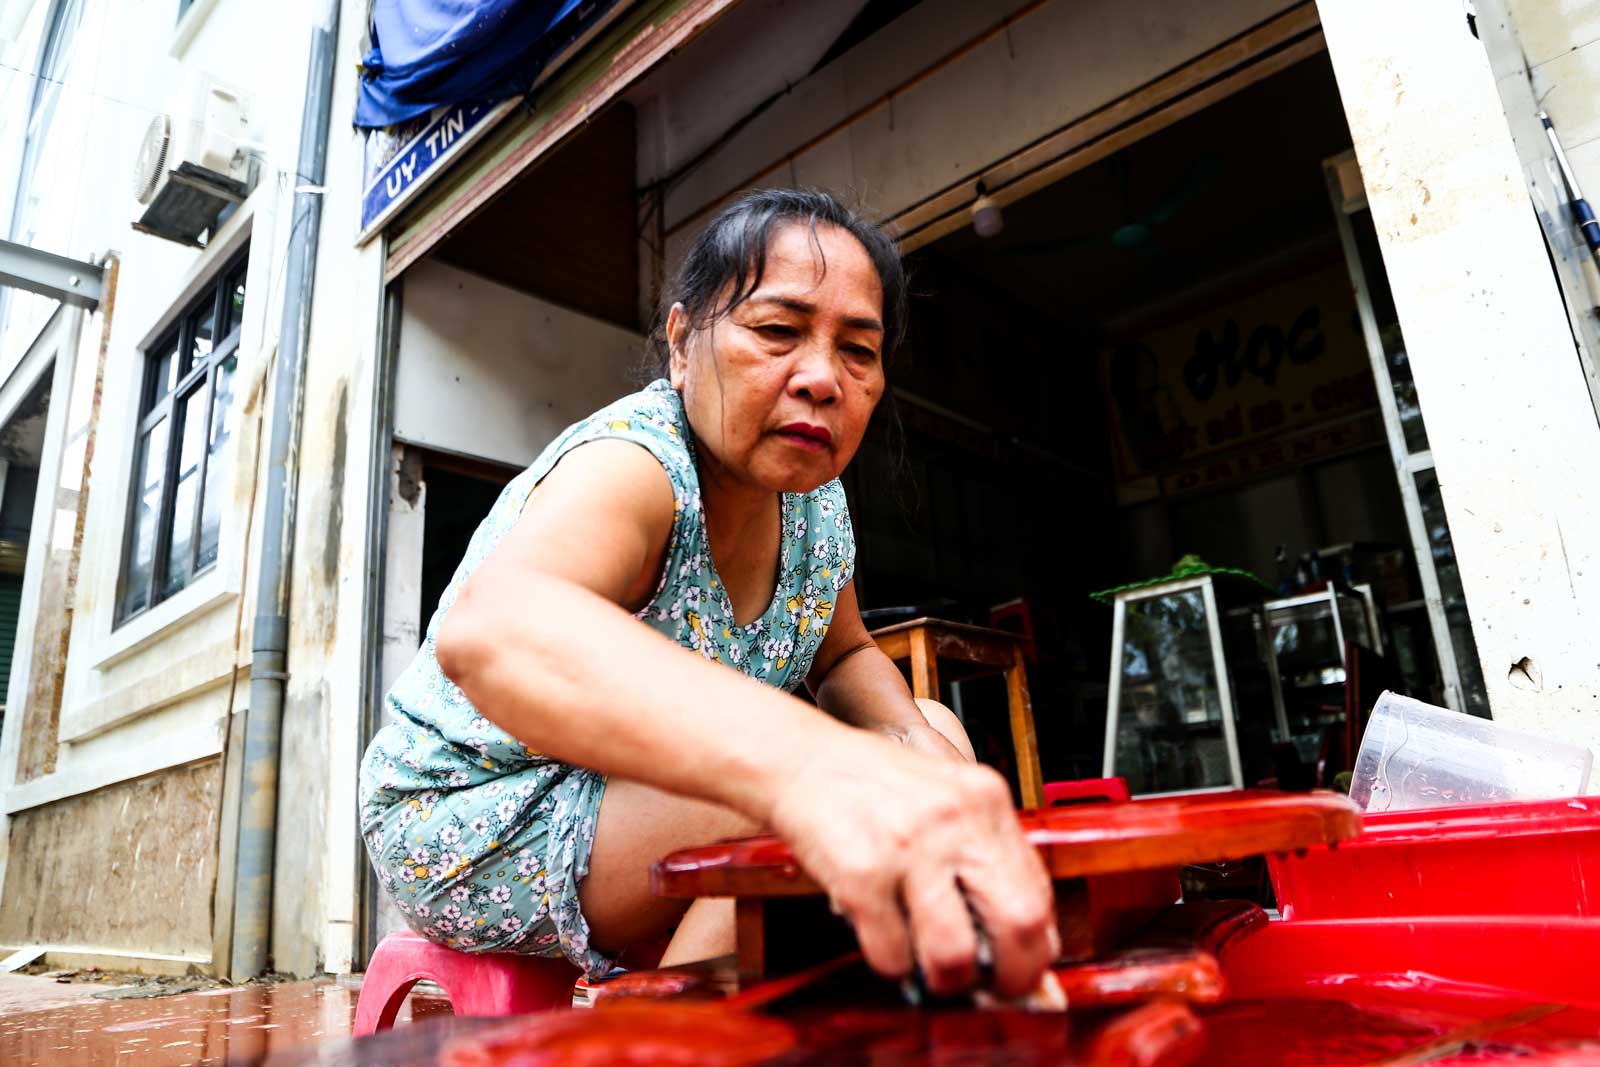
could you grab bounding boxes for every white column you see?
[1319,0,1600,753]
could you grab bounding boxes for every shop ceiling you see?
[924,50,1355,335]
[407,0,1336,337]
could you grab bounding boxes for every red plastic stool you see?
[354,930,580,1035]
[1043,777,1131,807]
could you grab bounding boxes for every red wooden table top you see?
[652,791,1361,899]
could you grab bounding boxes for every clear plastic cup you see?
[1350,691,1594,813]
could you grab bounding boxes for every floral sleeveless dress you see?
[359,380,856,978]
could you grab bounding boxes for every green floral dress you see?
[359,380,856,978]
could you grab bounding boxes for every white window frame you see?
[111,246,249,632]
[1323,151,1487,717]
[170,0,222,59]
[64,203,264,725]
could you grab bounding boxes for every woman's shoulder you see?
[583,380,687,437]
[533,380,695,486]
[798,478,852,533]
[791,478,855,584]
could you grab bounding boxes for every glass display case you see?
[1098,562,1280,797]
[1262,583,1381,762]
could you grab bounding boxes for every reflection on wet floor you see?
[0,978,452,1066]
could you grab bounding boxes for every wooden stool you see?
[870,616,1044,808]
[354,930,579,1035]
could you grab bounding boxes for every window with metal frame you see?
[8,0,85,245]
[116,248,248,625]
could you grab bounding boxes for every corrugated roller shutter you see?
[0,574,23,703]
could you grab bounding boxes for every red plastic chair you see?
[354,930,580,1035]
[1043,777,1131,807]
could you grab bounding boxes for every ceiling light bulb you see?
[971,192,1003,238]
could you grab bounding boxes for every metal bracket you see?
[0,240,104,309]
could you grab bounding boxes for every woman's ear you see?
[666,302,690,389]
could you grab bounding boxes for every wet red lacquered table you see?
[652,791,1360,981]
[652,790,1361,897]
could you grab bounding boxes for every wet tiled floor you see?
[0,975,452,1066]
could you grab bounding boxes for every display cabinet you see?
[1097,561,1279,797]
[1261,583,1381,761]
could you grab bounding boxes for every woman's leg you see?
[657,897,736,966]
[915,697,976,761]
[579,777,758,957]
[583,701,970,964]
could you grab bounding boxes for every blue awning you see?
[356,0,616,129]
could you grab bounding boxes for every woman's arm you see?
[807,583,968,761]
[437,438,834,815]
[436,441,1054,995]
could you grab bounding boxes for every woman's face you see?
[668,222,886,494]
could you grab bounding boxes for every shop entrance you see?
[844,49,1485,796]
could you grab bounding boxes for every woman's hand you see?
[878,721,970,762]
[765,730,1057,998]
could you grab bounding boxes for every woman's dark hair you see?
[646,188,907,375]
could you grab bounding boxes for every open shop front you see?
[864,51,1492,801]
[365,0,1495,850]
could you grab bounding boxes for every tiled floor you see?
[0,973,451,1066]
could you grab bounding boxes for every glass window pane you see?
[1264,593,1353,752]
[1112,589,1233,795]
[147,340,179,409]
[1414,468,1490,716]
[162,385,208,597]
[196,354,236,570]
[222,267,247,338]
[188,300,215,369]
[1269,602,1344,686]
[1351,209,1429,454]
[118,419,169,621]
[1220,608,1280,787]
[1338,593,1373,650]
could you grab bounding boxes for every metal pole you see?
[1201,580,1245,790]
[230,0,340,980]
[1540,111,1600,259]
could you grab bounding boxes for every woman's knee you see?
[914,697,976,761]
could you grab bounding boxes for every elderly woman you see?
[359,189,1056,998]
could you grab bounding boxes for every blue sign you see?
[358,97,517,242]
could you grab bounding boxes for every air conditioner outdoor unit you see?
[132,74,257,246]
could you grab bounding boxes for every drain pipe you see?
[229,0,340,980]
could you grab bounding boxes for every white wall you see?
[396,260,643,469]
[1473,0,1600,412]
[0,0,311,371]
[1504,0,1600,210]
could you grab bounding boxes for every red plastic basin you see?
[1223,916,1600,1010]
[1268,796,1600,921]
